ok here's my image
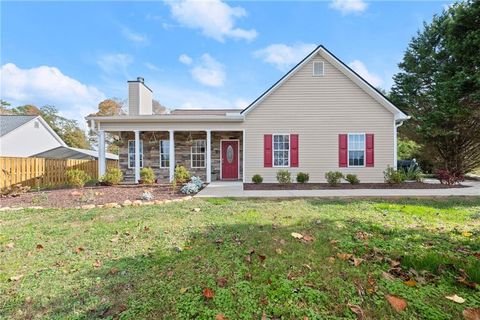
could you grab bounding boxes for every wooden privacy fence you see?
[0,157,118,189]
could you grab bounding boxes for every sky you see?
[1,0,451,127]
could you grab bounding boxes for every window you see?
[128,140,143,168]
[191,140,206,168]
[273,134,289,167]
[159,140,170,168]
[348,134,365,167]
[313,61,324,76]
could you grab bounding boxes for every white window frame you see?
[313,61,324,76]
[272,134,290,168]
[347,133,366,168]
[190,139,206,168]
[159,140,170,168]
[128,140,143,169]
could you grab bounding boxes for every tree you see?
[95,98,125,116]
[0,100,12,114]
[390,1,480,174]
[152,99,168,114]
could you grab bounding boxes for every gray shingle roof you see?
[0,115,37,137]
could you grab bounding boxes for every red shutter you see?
[339,134,348,167]
[264,134,272,167]
[290,134,299,167]
[366,133,374,167]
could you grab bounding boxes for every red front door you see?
[221,140,239,180]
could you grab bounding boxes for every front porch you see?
[97,130,244,184]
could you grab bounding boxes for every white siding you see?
[0,119,63,157]
[242,52,394,183]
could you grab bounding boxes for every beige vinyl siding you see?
[243,52,394,183]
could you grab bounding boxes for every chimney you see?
[128,77,153,115]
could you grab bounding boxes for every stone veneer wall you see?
[119,131,243,183]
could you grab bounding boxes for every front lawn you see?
[1,198,479,319]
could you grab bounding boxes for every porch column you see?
[206,129,211,183]
[98,130,106,177]
[169,130,175,182]
[134,130,141,183]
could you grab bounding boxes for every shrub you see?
[383,166,405,184]
[100,168,123,186]
[276,170,291,184]
[180,182,199,194]
[325,171,343,186]
[436,169,464,185]
[190,176,204,189]
[174,165,190,184]
[141,190,154,201]
[345,174,360,184]
[252,174,263,184]
[140,167,156,184]
[296,172,310,183]
[403,164,423,182]
[66,169,90,188]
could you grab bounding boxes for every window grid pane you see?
[191,140,206,168]
[160,140,170,168]
[348,134,365,166]
[128,140,143,168]
[273,134,289,167]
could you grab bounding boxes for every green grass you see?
[1,198,479,319]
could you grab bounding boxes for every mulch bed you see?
[244,182,467,190]
[0,185,183,209]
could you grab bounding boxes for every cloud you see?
[97,53,133,76]
[121,26,149,44]
[0,63,105,126]
[254,43,317,71]
[186,54,226,87]
[348,60,383,87]
[165,0,257,42]
[144,62,161,71]
[330,0,368,14]
[178,54,193,65]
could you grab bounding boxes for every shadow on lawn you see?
[14,210,480,320]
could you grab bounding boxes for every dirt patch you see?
[0,185,183,208]
[244,182,467,190]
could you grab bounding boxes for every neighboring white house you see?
[0,115,118,160]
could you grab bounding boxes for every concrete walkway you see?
[196,180,480,198]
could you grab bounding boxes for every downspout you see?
[394,120,405,169]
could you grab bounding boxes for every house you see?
[87,45,409,184]
[0,115,118,160]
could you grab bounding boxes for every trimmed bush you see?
[66,169,90,188]
[296,172,310,183]
[140,167,156,184]
[100,168,123,186]
[325,171,343,186]
[252,174,263,184]
[190,176,204,189]
[436,169,464,185]
[174,165,190,184]
[403,164,423,182]
[345,174,360,184]
[384,166,405,184]
[276,170,291,184]
[180,182,199,194]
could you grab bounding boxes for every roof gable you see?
[241,45,409,121]
[0,115,37,136]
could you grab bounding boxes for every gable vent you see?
[313,61,324,76]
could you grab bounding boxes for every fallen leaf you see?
[382,271,395,281]
[389,260,401,267]
[215,238,224,244]
[179,287,188,294]
[385,294,407,312]
[337,253,353,261]
[463,308,480,320]
[291,232,303,239]
[261,311,267,320]
[404,280,417,287]
[143,226,150,232]
[93,259,102,268]
[75,247,84,254]
[9,275,23,281]
[462,231,473,237]
[303,264,312,270]
[184,246,193,250]
[244,273,252,280]
[108,267,119,275]
[203,288,215,299]
[327,256,335,264]
[217,277,227,287]
[36,244,44,250]
[258,254,266,262]
[245,255,252,263]
[302,235,315,242]
[275,248,282,254]
[458,278,477,289]
[260,296,268,305]
[110,237,119,243]
[5,242,14,249]
[446,294,465,304]
[347,303,364,319]
[352,257,364,267]
[330,239,339,245]
[215,314,227,320]
[166,270,174,278]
